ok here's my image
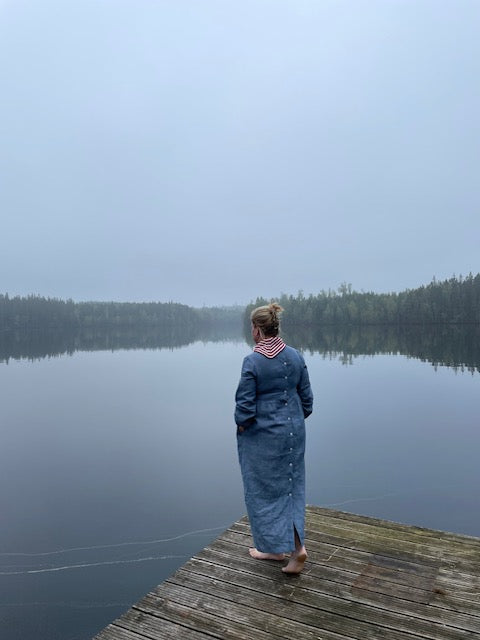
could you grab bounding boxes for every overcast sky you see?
[1,0,479,306]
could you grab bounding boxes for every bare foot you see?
[282,547,307,574]
[249,547,285,561]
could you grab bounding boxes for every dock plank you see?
[94,507,480,640]
[168,567,474,640]
[139,584,351,640]
[187,546,480,627]
[223,525,480,597]
[308,506,480,547]
[231,519,480,574]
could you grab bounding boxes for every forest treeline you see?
[245,274,480,327]
[2,273,480,336]
[0,295,242,333]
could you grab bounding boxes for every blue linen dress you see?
[235,344,313,553]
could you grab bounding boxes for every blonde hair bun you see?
[268,302,283,315]
[251,301,284,337]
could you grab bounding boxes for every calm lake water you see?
[0,328,479,639]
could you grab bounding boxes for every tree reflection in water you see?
[2,324,479,374]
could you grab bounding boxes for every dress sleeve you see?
[235,356,257,428]
[297,354,313,419]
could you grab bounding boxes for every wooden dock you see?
[94,506,480,639]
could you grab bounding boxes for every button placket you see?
[286,358,294,498]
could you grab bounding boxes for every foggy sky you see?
[1,0,479,306]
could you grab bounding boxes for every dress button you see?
[289,463,293,467]
[290,447,293,452]
[288,492,292,497]
[290,432,293,436]
[284,376,287,379]
[288,417,291,420]
[289,477,292,482]
[284,402,288,406]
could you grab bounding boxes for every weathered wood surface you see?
[95,506,480,640]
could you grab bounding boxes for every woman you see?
[235,303,313,574]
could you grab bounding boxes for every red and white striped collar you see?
[253,336,286,358]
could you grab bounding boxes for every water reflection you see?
[279,325,480,374]
[0,325,242,364]
[1,324,479,373]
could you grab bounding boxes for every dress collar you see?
[253,336,286,358]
